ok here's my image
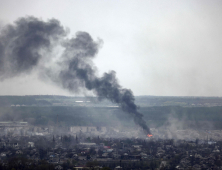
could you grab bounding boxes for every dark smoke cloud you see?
[0,16,150,134]
[0,17,67,78]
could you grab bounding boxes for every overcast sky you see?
[0,0,222,96]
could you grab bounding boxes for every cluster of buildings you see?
[1,122,222,169]
[0,130,221,169]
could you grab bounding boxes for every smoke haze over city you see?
[0,1,222,169]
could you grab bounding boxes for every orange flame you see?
[147,134,153,137]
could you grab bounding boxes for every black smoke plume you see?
[0,17,150,134]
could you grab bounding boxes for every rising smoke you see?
[0,16,150,134]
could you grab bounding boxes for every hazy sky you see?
[0,0,222,96]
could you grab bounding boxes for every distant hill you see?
[0,95,222,107]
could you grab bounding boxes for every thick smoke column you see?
[0,17,150,134]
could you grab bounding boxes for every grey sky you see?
[0,0,222,96]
